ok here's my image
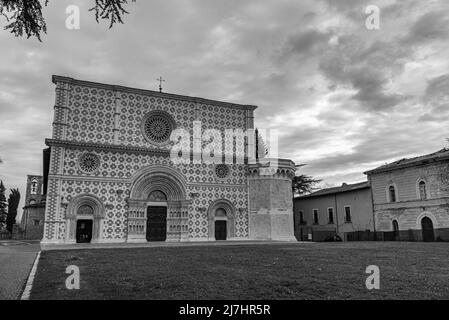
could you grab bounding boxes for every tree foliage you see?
[255,128,269,161]
[292,165,321,196]
[7,188,20,232]
[292,174,322,196]
[0,181,7,231]
[90,0,136,29]
[0,0,136,41]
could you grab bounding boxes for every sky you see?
[1,0,449,216]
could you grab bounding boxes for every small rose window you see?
[79,153,100,174]
[215,164,230,179]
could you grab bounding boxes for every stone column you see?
[126,200,147,243]
[65,209,77,244]
[167,201,190,242]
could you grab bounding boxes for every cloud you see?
[278,29,333,61]
[402,11,449,45]
[418,74,449,122]
[1,0,449,218]
[318,36,411,111]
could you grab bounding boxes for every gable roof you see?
[364,148,449,175]
[294,181,370,200]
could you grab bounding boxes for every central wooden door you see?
[147,206,167,242]
[215,220,227,241]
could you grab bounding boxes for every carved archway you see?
[127,165,190,243]
[207,199,236,241]
[65,194,105,243]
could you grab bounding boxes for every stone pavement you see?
[0,241,41,300]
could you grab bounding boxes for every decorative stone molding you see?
[130,165,188,201]
[247,158,296,180]
[127,165,190,242]
[45,139,171,158]
[65,193,106,243]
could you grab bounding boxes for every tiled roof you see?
[364,148,449,175]
[295,181,370,199]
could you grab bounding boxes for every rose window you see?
[142,111,175,145]
[215,164,230,179]
[79,153,100,174]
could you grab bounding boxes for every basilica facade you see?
[41,76,296,245]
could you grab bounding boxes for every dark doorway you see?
[392,220,399,240]
[147,206,167,242]
[76,220,93,243]
[215,220,227,240]
[421,217,435,242]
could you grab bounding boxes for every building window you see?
[418,181,427,200]
[215,164,230,179]
[344,206,352,223]
[31,178,38,195]
[388,186,397,202]
[33,220,40,226]
[78,153,101,174]
[299,211,305,225]
[313,209,319,224]
[141,110,176,145]
[328,208,334,224]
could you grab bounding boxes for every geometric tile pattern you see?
[44,82,253,242]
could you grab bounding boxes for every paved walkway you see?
[41,240,307,251]
[0,241,41,300]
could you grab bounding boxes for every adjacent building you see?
[20,175,46,240]
[294,182,375,241]
[365,148,449,242]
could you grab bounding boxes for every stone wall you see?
[248,161,296,241]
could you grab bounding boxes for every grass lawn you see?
[30,242,449,300]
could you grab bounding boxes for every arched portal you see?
[421,217,435,242]
[65,194,105,244]
[207,199,236,241]
[127,165,190,243]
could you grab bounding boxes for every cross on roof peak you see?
[156,76,165,93]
